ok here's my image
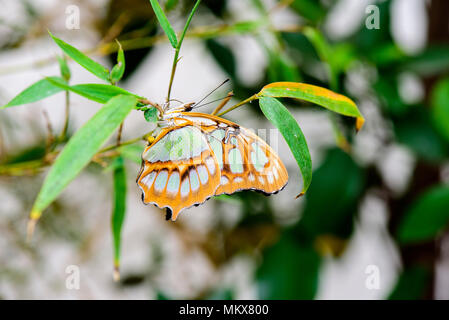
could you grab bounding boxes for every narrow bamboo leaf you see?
[303,27,337,89]
[118,143,145,164]
[57,56,71,81]
[2,77,65,109]
[397,186,449,244]
[229,20,265,34]
[165,0,179,11]
[289,0,325,23]
[431,77,449,143]
[388,266,431,300]
[110,40,125,84]
[46,78,141,103]
[267,50,301,83]
[111,156,127,281]
[205,38,236,78]
[259,82,364,131]
[144,107,158,122]
[177,0,201,49]
[259,96,312,196]
[49,31,110,82]
[149,0,178,48]
[70,84,140,103]
[30,95,137,220]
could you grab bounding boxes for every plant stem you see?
[0,131,152,176]
[0,22,305,76]
[211,91,234,115]
[117,122,124,146]
[60,90,70,142]
[165,0,202,105]
[216,94,259,117]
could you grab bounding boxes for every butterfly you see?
[136,102,288,221]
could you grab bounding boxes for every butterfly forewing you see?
[137,124,220,220]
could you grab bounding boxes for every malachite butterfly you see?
[137,102,288,221]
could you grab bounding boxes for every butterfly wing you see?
[137,124,221,220]
[180,113,288,196]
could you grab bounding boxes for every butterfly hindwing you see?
[181,113,289,196]
[137,125,220,220]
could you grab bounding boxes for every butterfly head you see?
[151,101,196,130]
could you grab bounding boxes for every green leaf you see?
[164,0,179,12]
[177,0,201,50]
[144,107,158,122]
[49,31,110,82]
[431,77,449,143]
[57,56,71,81]
[148,0,178,48]
[46,78,141,104]
[404,45,449,77]
[303,27,332,63]
[118,143,145,165]
[257,231,320,299]
[205,38,236,79]
[388,266,430,300]
[110,40,125,84]
[229,20,265,34]
[259,97,312,195]
[302,27,354,89]
[2,77,66,109]
[259,82,364,131]
[289,0,325,23]
[111,156,127,280]
[30,95,137,220]
[296,148,364,241]
[395,108,447,162]
[267,50,301,83]
[397,186,449,244]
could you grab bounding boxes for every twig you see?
[216,94,259,117]
[42,110,54,154]
[60,90,70,142]
[0,130,151,177]
[0,22,303,76]
[116,122,124,146]
[0,125,5,162]
[100,12,131,45]
[139,99,164,117]
[211,91,234,116]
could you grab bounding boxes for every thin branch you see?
[211,91,234,116]
[0,22,303,76]
[100,12,131,44]
[60,90,70,142]
[116,122,124,146]
[216,94,259,117]
[0,131,153,177]
[42,110,54,154]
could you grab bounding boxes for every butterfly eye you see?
[183,103,195,112]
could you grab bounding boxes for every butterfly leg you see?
[211,91,234,116]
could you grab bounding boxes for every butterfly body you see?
[137,107,288,220]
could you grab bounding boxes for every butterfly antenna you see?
[192,92,234,110]
[192,79,230,108]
